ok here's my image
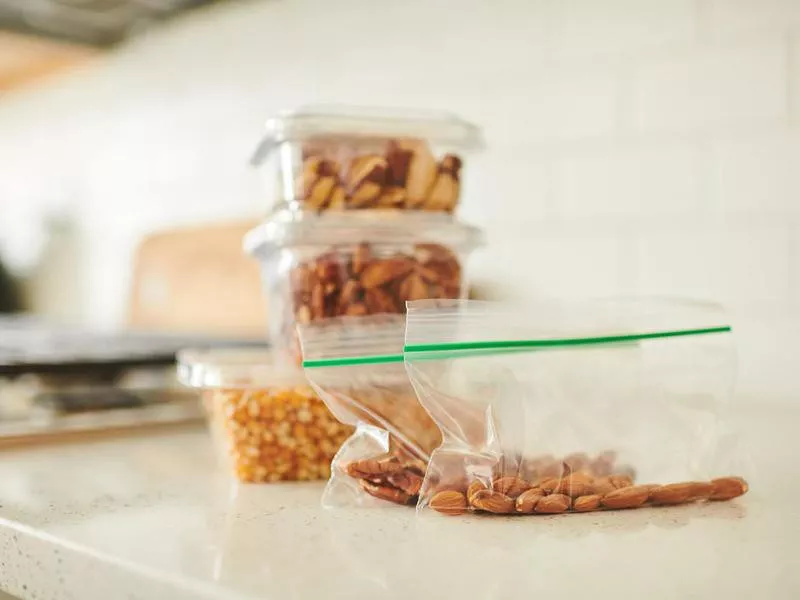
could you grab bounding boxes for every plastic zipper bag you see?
[299,315,440,507]
[403,299,748,517]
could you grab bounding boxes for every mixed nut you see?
[291,242,462,324]
[342,450,749,513]
[295,140,462,212]
[206,385,353,482]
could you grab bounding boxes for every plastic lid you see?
[177,348,307,389]
[251,105,483,165]
[244,210,485,258]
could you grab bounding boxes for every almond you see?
[608,474,633,489]
[554,474,592,498]
[709,477,748,501]
[592,479,616,496]
[429,490,468,516]
[534,493,571,514]
[360,258,415,289]
[572,494,602,512]
[601,485,653,510]
[467,480,488,502]
[564,452,590,471]
[470,490,515,514]
[650,482,705,505]
[515,488,545,513]
[687,481,714,501]
[492,476,533,498]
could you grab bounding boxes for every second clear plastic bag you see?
[404,299,748,517]
[298,316,440,508]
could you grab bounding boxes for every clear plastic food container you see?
[177,348,353,482]
[251,106,483,213]
[244,211,484,361]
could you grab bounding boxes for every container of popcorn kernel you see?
[244,210,484,362]
[177,348,353,483]
[250,105,483,213]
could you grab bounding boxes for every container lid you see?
[177,348,307,389]
[251,105,483,165]
[243,210,485,258]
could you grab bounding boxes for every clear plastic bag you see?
[298,316,440,507]
[403,299,748,517]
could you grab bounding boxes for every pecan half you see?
[358,478,414,505]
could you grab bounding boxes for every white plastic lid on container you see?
[251,105,484,165]
[243,210,485,259]
[177,348,307,389]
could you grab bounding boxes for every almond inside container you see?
[251,105,483,213]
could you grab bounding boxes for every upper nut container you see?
[251,105,483,213]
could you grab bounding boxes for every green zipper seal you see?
[303,353,404,368]
[302,326,731,368]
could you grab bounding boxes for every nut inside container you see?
[177,348,353,482]
[251,105,483,213]
[245,211,484,361]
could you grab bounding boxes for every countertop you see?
[0,404,797,600]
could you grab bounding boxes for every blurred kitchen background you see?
[0,0,798,400]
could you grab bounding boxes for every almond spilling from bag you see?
[572,494,602,512]
[515,488,545,514]
[429,490,469,516]
[709,477,748,501]
[534,493,571,514]
[470,490,515,514]
[554,473,593,498]
[492,476,532,498]
[601,485,654,510]
[467,480,488,502]
[650,482,712,505]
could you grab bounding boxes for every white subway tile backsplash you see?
[633,226,792,309]
[712,134,800,215]
[0,0,797,400]
[706,0,800,37]
[556,143,705,219]
[555,0,697,58]
[471,230,631,300]
[633,40,788,132]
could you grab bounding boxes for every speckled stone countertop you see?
[0,404,797,600]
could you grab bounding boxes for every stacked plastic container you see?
[179,106,485,482]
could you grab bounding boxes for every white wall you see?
[0,0,798,398]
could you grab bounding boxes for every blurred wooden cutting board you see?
[128,221,267,339]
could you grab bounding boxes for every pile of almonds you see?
[428,464,748,517]
[296,139,462,212]
[292,242,462,324]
